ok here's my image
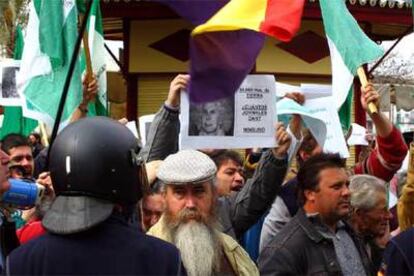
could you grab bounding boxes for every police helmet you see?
[49,116,142,205]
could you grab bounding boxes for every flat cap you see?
[157,150,217,185]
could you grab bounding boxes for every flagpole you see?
[357,67,378,114]
[81,16,93,85]
[48,0,93,154]
[39,122,49,147]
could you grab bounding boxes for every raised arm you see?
[70,75,98,123]
[138,75,189,162]
[225,123,291,238]
[354,83,408,181]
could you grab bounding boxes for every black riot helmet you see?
[49,117,143,205]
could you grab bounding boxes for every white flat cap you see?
[157,150,217,185]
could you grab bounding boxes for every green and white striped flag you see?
[0,26,38,139]
[17,0,107,128]
[17,0,82,128]
[80,0,107,116]
[319,0,384,110]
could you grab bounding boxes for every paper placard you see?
[277,98,327,148]
[180,75,277,149]
[0,59,22,106]
[301,83,332,99]
[303,97,350,158]
[139,114,155,146]
[275,82,301,98]
[347,123,369,146]
[388,190,398,209]
[126,121,139,139]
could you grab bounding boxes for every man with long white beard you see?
[148,149,259,276]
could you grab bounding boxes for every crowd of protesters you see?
[0,73,412,275]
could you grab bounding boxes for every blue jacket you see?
[6,214,185,275]
[382,227,414,276]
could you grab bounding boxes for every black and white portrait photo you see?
[189,97,234,136]
[0,59,21,106]
[1,66,19,99]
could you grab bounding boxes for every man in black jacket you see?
[259,153,374,275]
[6,117,185,275]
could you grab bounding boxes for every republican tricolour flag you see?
[319,0,384,110]
[192,0,304,41]
[17,0,107,128]
[186,0,305,104]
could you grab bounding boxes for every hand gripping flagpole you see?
[357,67,378,114]
[48,0,93,161]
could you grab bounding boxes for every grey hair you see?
[349,174,387,211]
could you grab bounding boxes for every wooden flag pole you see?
[81,15,93,84]
[38,122,49,147]
[357,67,378,114]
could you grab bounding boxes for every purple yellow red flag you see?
[192,0,305,42]
[189,30,265,103]
[190,0,305,103]
[157,0,228,25]
[159,0,305,103]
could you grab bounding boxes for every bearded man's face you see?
[164,182,222,276]
[164,182,215,226]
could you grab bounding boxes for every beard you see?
[165,207,222,276]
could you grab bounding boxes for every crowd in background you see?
[0,74,412,275]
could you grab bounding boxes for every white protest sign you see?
[126,121,139,139]
[301,83,332,99]
[275,82,301,98]
[180,75,277,149]
[277,98,327,148]
[388,190,398,209]
[0,59,22,106]
[347,123,369,146]
[139,114,155,146]
[303,96,350,158]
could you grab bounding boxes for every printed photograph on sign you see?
[0,59,21,106]
[2,67,19,98]
[180,75,277,150]
[189,97,234,136]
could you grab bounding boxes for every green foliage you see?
[0,0,29,57]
